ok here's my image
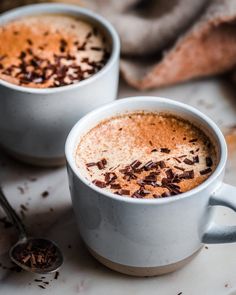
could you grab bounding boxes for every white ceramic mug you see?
[0,3,120,166]
[65,96,236,276]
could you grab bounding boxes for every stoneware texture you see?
[0,3,120,166]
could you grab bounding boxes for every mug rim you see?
[65,96,227,204]
[0,3,120,94]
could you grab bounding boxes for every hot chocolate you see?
[0,14,110,88]
[76,112,217,199]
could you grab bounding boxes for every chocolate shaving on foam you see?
[200,168,212,175]
[206,157,213,167]
[179,170,194,179]
[92,180,106,188]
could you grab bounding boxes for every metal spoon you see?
[0,187,63,274]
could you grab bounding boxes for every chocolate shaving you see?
[200,168,212,175]
[130,160,142,169]
[161,191,171,197]
[206,157,213,167]
[189,139,198,143]
[104,172,117,184]
[86,162,97,167]
[173,157,181,163]
[178,155,187,159]
[90,46,102,51]
[174,166,185,172]
[156,161,166,169]
[97,158,107,170]
[92,180,106,188]
[179,170,194,179]
[54,271,59,280]
[183,158,194,165]
[193,155,199,163]
[132,188,150,198]
[41,191,49,198]
[160,148,171,153]
[165,169,174,179]
[143,160,156,171]
[151,149,158,152]
[119,189,130,195]
[110,183,121,189]
[144,172,158,182]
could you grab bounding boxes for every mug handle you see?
[202,183,236,243]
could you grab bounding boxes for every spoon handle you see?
[0,187,27,240]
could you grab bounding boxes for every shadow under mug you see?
[65,96,236,276]
[0,3,120,167]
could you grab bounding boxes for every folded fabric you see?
[1,0,236,90]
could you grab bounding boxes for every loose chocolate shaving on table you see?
[41,191,49,198]
[200,168,212,175]
[54,271,59,280]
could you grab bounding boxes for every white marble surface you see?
[0,77,236,295]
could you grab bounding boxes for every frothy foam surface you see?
[76,112,217,199]
[0,14,110,88]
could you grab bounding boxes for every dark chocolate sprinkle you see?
[189,139,198,143]
[193,155,199,163]
[174,166,185,172]
[110,183,121,189]
[119,189,130,195]
[160,148,171,154]
[206,157,213,167]
[86,162,97,167]
[200,168,212,175]
[92,180,106,188]
[179,170,194,179]
[161,191,171,198]
[183,158,194,165]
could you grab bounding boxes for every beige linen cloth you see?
[1,0,236,90]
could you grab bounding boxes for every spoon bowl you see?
[10,237,63,274]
